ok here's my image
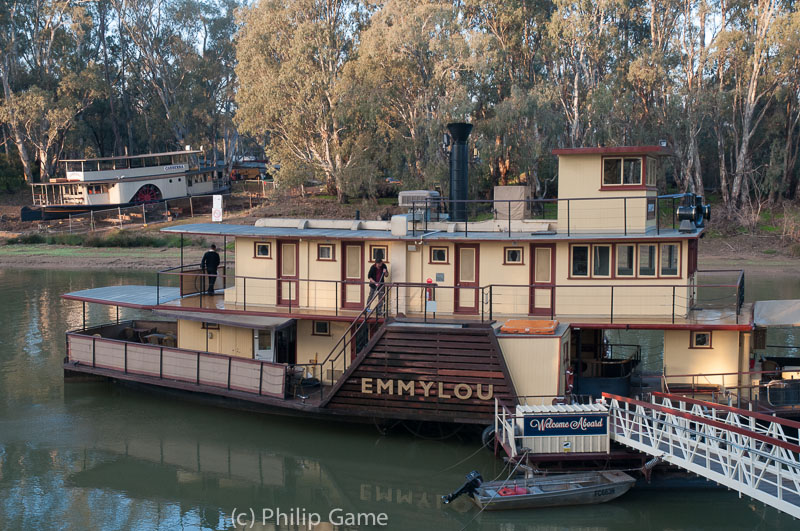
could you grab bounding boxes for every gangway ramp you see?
[603,392,800,518]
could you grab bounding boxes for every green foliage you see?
[0,155,26,193]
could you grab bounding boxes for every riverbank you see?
[0,240,797,272]
[0,244,207,270]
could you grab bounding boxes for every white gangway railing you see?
[603,392,800,518]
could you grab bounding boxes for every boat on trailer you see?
[23,149,228,220]
[442,470,635,510]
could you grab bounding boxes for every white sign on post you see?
[212,194,223,222]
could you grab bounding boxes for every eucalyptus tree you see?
[0,0,102,181]
[236,0,369,200]
[711,0,787,210]
[340,0,471,190]
[546,0,623,148]
[464,1,557,191]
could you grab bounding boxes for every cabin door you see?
[341,242,365,310]
[277,240,299,306]
[254,329,274,362]
[454,244,479,314]
[530,244,555,316]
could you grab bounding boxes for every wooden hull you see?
[470,470,635,510]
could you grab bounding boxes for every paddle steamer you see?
[23,149,228,220]
[60,125,800,436]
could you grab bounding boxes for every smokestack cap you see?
[447,123,473,143]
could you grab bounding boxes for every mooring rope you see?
[457,451,529,531]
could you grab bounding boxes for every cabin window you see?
[430,247,448,264]
[638,244,657,276]
[603,157,642,186]
[201,322,219,330]
[370,245,388,262]
[646,157,658,186]
[504,247,524,265]
[691,331,712,349]
[254,242,271,258]
[313,321,330,336]
[660,243,679,277]
[617,244,635,277]
[571,245,589,277]
[257,330,272,350]
[592,245,611,277]
[647,198,656,220]
[317,244,334,261]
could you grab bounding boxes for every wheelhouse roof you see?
[160,222,702,241]
[62,150,203,163]
[551,146,671,157]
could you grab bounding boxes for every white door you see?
[254,329,274,362]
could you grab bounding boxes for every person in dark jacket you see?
[201,244,221,295]
[367,257,388,312]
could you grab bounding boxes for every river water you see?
[0,268,798,530]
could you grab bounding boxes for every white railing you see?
[495,399,519,458]
[603,392,800,518]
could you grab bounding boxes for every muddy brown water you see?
[0,269,797,530]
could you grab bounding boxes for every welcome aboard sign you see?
[523,413,608,437]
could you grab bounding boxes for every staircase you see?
[322,321,516,424]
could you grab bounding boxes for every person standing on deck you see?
[201,244,221,295]
[367,257,388,313]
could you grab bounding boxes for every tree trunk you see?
[100,4,122,156]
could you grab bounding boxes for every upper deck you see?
[62,150,203,182]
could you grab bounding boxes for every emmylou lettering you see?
[360,378,493,400]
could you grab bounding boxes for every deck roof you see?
[160,222,699,241]
[62,285,181,308]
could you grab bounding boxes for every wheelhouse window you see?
[317,244,334,261]
[313,321,330,336]
[254,242,271,258]
[592,245,611,277]
[430,246,448,264]
[617,244,635,277]
[603,157,642,186]
[571,245,589,277]
[504,247,524,265]
[638,244,657,276]
[691,331,712,349]
[660,243,679,277]
[370,245,387,262]
[646,157,658,186]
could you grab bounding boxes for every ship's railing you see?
[662,369,800,411]
[409,193,696,237]
[291,284,394,396]
[66,320,286,399]
[155,267,744,324]
[494,395,598,458]
[603,392,800,518]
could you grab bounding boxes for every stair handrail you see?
[316,284,393,395]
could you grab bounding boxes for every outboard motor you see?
[441,470,483,504]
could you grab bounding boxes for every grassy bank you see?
[4,230,208,248]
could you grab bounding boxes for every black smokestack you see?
[447,122,473,222]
